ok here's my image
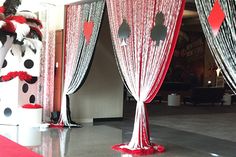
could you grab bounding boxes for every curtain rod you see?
[67,0,104,5]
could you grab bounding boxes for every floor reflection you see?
[0,125,71,157]
[0,125,124,157]
[40,128,71,157]
[1,121,235,157]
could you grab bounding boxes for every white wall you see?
[0,0,65,30]
[70,10,124,123]
[54,5,64,30]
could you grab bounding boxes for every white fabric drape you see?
[195,0,236,92]
[106,0,185,154]
[59,0,105,126]
[38,7,56,122]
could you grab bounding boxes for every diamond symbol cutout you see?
[208,0,225,36]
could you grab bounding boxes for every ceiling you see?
[184,0,198,18]
[0,0,199,14]
[182,0,202,33]
[0,0,201,32]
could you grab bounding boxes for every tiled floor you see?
[149,113,236,142]
[1,103,236,157]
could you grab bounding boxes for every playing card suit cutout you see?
[151,12,167,46]
[83,21,94,45]
[208,0,225,36]
[118,19,131,46]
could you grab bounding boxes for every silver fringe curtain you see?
[195,0,236,92]
[59,0,105,126]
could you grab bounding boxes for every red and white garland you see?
[1,71,32,81]
[17,11,43,40]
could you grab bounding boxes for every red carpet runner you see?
[0,135,43,157]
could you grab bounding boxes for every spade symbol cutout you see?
[118,19,131,46]
[151,12,167,46]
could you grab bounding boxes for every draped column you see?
[195,0,236,93]
[106,0,185,155]
[59,0,105,126]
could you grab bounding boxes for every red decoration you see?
[6,16,27,24]
[1,16,27,33]
[208,0,225,36]
[1,71,32,81]
[22,104,43,109]
[0,6,5,14]
[2,20,16,33]
[112,144,165,155]
[49,123,64,128]
[0,8,27,33]
[26,18,43,28]
[0,135,43,157]
[83,21,94,44]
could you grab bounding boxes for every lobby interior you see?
[0,0,236,157]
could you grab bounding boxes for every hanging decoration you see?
[0,9,43,126]
[207,0,225,36]
[195,0,236,93]
[106,0,185,155]
[118,19,131,46]
[59,0,105,126]
[83,21,94,44]
[151,12,167,46]
[0,0,30,71]
[118,0,131,47]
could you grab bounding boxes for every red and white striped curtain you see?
[106,0,185,155]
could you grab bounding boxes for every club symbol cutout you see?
[151,12,167,46]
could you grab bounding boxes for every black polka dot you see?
[24,59,34,69]
[29,95,36,103]
[22,83,29,93]
[25,77,38,84]
[4,107,12,117]
[2,60,7,68]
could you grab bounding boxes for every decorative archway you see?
[106,0,186,155]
